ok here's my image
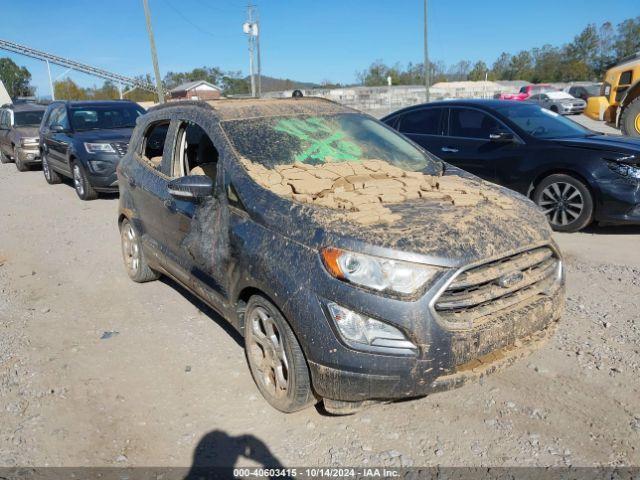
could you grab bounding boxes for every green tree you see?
[614,16,640,59]
[468,61,489,81]
[54,78,87,100]
[508,51,534,81]
[0,58,33,98]
[531,45,563,82]
[491,52,511,80]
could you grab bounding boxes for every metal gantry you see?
[0,38,159,98]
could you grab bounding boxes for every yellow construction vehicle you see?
[585,52,640,137]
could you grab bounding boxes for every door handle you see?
[164,199,176,213]
[441,147,459,153]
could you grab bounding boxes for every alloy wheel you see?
[247,306,290,399]
[539,181,584,227]
[73,165,84,197]
[121,222,140,275]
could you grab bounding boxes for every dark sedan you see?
[382,100,640,232]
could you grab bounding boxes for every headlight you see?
[20,137,38,146]
[321,247,440,295]
[84,142,116,154]
[88,160,114,174]
[608,160,640,179]
[327,302,417,354]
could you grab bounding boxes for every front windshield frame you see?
[494,103,591,139]
[69,105,145,131]
[221,112,442,174]
[13,110,45,127]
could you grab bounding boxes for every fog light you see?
[327,302,417,353]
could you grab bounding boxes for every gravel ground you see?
[0,147,639,468]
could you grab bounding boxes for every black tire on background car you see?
[72,161,98,200]
[533,173,594,233]
[14,147,29,172]
[549,105,558,113]
[619,96,640,138]
[244,295,315,413]
[42,153,62,184]
[119,218,159,283]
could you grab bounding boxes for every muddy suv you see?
[117,99,565,413]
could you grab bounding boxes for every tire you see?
[244,295,315,413]
[42,153,62,184]
[620,96,640,138]
[119,218,159,283]
[0,148,12,164]
[14,147,29,172]
[550,105,558,113]
[72,161,98,200]
[533,174,594,233]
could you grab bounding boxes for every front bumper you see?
[85,156,120,192]
[559,104,586,115]
[308,289,564,402]
[16,146,40,164]
[594,175,640,225]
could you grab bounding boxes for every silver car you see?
[528,91,586,115]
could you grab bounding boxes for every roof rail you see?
[147,100,214,113]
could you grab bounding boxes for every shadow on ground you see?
[184,430,288,479]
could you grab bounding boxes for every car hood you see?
[552,135,640,161]
[243,174,553,267]
[71,128,133,143]
[13,126,39,138]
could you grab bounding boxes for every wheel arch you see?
[235,286,281,335]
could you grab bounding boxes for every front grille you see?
[434,247,560,329]
[112,142,128,157]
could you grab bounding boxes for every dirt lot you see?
[1,155,639,468]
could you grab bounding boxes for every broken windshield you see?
[222,113,442,174]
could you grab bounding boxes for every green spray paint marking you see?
[274,117,362,163]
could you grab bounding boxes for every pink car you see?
[497,84,557,101]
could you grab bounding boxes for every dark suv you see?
[0,102,46,171]
[117,99,565,414]
[39,100,145,200]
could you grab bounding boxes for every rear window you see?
[222,113,441,173]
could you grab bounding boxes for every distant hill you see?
[250,75,319,92]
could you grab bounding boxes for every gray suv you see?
[0,103,46,171]
[117,99,566,414]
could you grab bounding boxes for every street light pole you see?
[423,0,430,102]
[46,59,55,101]
[142,0,165,103]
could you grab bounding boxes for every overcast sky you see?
[1,0,637,96]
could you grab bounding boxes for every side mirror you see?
[168,175,214,201]
[50,125,65,133]
[489,132,515,143]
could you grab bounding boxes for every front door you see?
[161,118,227,308]
[437,107,523,184]
[43,105,72,174]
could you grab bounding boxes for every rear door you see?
[394,106,448,155]
[126,120,175,259]
[438,106,523,183]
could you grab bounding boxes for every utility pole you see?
[244,4,260,97]
[255,9,262,97]
[423,0,430,102]
[142,0,165,103]
[46,59,55,101]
